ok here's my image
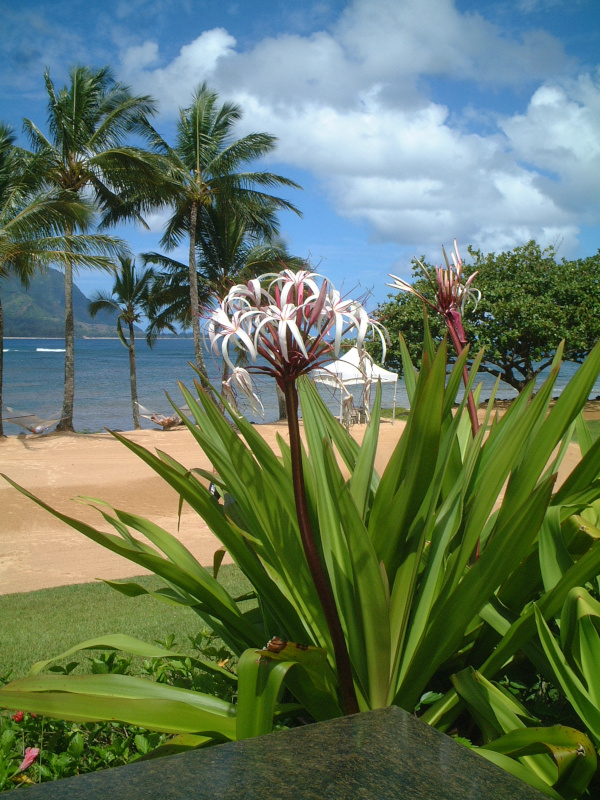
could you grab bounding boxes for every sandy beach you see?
[0,421,407,596]
[0,415,584,596]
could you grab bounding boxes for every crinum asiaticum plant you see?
[3,264,600,796]
[208,268,389,714]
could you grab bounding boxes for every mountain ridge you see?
[1,268,120,338]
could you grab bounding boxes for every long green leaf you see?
[535,605,600,746]
[475,750,562,799]
[0,674,236,738]
[29,635,185,676]
[321,439,391,708]
[236,648,296,739]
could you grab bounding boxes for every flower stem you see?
[282,379,359,715]
[446,321,479,437]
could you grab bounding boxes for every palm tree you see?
[158,83,302,380]
[23,65,169,432]
[89,257,162,429]
[0,124,123,437]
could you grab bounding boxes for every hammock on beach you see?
[2,406,63,434]
[136,402,190,430]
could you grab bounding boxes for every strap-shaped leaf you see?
[29,634,185,676]
[539,507,575,593]
[475,750,562,799]
[320,439,391,708]
[236,648,297,739]
[451,667,598,797]
[0,673,237,738]
[480,540,600,680]
[535,604,600,747]
[370,339,447,574]
[395,478,554,710]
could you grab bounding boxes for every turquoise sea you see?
[3,338,600,435]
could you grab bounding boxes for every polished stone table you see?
[21,706,546,798]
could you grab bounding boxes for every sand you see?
[0,415,583,597]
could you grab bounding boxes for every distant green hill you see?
[1,268,119,337]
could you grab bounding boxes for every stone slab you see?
[21,706,546,799]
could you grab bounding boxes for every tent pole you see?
[393,382,397,425]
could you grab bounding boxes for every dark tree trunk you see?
[188,201,210,384]
[129,321,141,429]
[56,255,75,432]
[276,383,287,420]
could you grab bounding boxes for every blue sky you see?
[1,0,599,306]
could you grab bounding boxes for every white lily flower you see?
[208,267,389,384]
[224,367,264,417]
[388,241,480,347]
[209,303,258,369]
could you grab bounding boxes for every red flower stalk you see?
[389,241,480,435]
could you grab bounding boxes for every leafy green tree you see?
[23,65,168,432]
[0,124,120,437]
[376,241,600,391]
[156,83,301,379]
[88,257,162,430]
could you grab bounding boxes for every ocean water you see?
[3,338,600,435]
[1,338,405,434]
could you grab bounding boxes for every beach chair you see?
[2,406,63,434]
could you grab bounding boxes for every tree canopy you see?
[375,241,600,391]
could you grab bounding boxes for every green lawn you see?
[0,566,251,680]
[582,418,600,443]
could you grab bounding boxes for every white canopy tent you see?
[312,348,399,424]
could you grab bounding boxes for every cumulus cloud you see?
[116,0,598,258]
[501,72,600,219]
[121,28,237,115]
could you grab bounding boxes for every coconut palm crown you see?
[23,65,169,431]
[156,83,302,381]
[0,123,123,437]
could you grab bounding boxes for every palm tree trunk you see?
[0,294,4,438]
[56,253,75,432]
[129,321,141,429]
[219,360,230,413]
[188,201,210,384]
[276,383,287,420]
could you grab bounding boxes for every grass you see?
[0,565,252,680]
[582,418,600,443]
[380,407,409,420]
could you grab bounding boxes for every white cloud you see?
[116,0,597,258]
[501,72,600,219]
[120,28,237,115]
[335,0,569,85]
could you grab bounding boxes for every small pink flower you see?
[12,711,24,723]
[18,747,40,772]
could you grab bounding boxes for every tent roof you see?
[312,348,397,388]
